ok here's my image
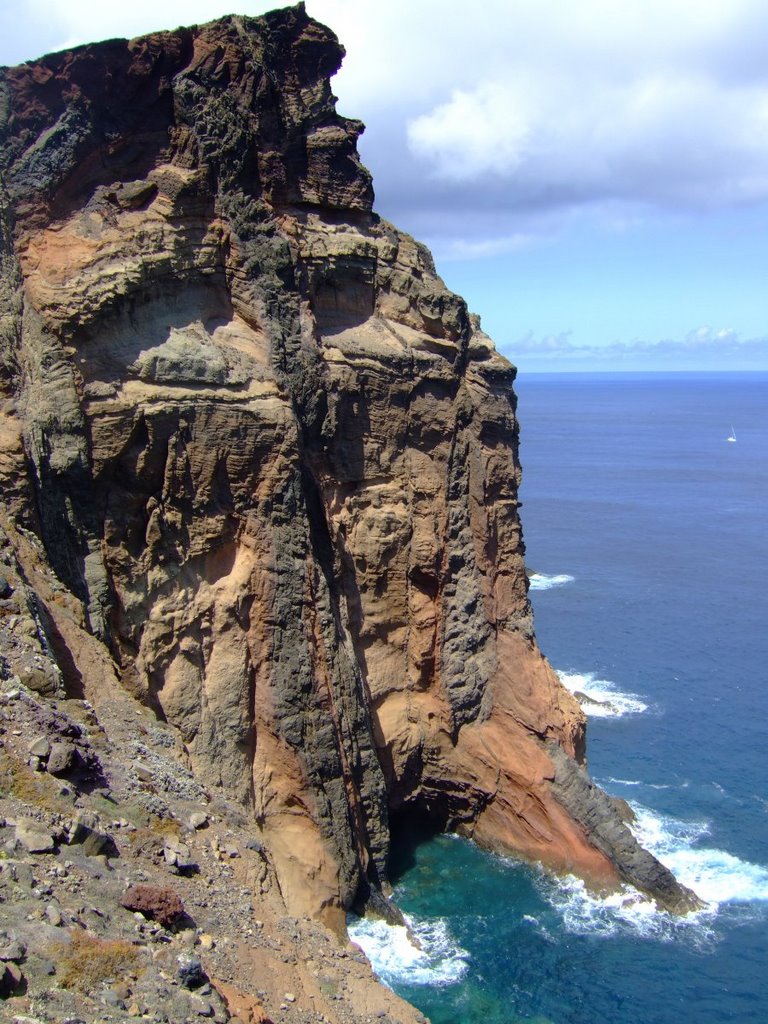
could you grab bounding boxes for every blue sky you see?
[3,0,768,372]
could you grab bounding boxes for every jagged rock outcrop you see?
[0,2,700,931]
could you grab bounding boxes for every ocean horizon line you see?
[515,368,768,379]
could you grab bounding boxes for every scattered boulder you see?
[210,835,239,861]
[164,838,197,873]
[121,884,187,929]
[68,812,119,858]
[0,931,26,962]
[16,656,61,697]
[46,740,77,776]
[189,993,216,1017]
[45,903,63,926]
[0,960,24,997]
[28,735,51,759]
[15,818,55,853]
[188,811,209,830]
[177,953,207,990]
[135,762,154,783]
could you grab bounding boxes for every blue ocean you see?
[350,372,768,1024]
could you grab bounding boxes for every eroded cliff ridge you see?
[0,2,699,932]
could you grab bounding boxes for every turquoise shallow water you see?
[350,373,768,1024]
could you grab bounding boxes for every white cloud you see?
[408,82,533,181]
[404,22,768,212]
[508,326,768,365]
[437,233,535,261]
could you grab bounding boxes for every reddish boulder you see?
[120,884,186,928]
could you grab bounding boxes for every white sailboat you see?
[727,425,737,443]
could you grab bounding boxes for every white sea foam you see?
[603,777,689,791]
[528,572,575,591]
[556,670,648,717]
[538,801,768,945]
[538,872,708,943]
[629,803,710,857]
[347,913,469,988]
[665,848,768,905]
[630,804,768,907]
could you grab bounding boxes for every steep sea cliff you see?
[0,6,699,1020]
[353,373,768,1024]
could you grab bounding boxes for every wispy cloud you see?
[508,327,768,367]
[408,71,768,210]
[435,233,535,261]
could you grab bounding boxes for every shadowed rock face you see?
[0,3,701,927]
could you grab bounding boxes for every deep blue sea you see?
[350,372,768,1024]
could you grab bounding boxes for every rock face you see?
[0,2,699,930]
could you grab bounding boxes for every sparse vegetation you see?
[147,814,181,839]
[0,748,69,812]
[50,929,143,991]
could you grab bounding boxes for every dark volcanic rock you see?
[548,742,704,913]
[46,739,77,775]
[177,953,207,990]
[0,960,25,997]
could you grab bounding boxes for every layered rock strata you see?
[0,2,700,932]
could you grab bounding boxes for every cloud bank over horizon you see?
[506,325,768,371]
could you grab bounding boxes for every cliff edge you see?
[0,0,700,952]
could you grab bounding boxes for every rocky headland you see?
[0,5,700,1022]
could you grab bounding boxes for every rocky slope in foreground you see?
[0,3,700,1019]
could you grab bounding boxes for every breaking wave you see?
[536,801,768,945]
[603,777,689,791]
[631,804,768,908]
[347,913,469,988]
[556,669,649,717]
[528,572,575,590]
